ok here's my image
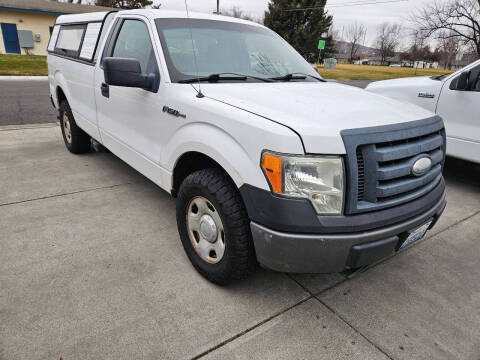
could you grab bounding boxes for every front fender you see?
[366,78,442,113]
[163,122,267,191]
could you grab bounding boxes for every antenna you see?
[184,0,204,98]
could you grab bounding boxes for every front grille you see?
[341,117,446,214]
[356,148,365,201]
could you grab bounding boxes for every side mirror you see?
[312,65,319,74]
[103,57,156,91]
[452,71,470,91]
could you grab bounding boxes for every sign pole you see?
[317,39,326,67]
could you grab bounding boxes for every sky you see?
[152,0,434,48]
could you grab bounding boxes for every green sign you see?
[318,40,326,50]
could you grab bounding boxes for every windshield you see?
[155,18,320,83]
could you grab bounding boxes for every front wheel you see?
[176,168,257,285]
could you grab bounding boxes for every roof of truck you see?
[56,9,263,28]
[56,11,113,24]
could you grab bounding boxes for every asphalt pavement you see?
[0,78,57,126]
[0,78,372,127]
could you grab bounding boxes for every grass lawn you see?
[316,63,455,81]
[0,54,47,76]
[0,54,456,80]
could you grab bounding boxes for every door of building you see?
[1,23,21,54]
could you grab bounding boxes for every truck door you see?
[94,16,166,166]
[437,63,480,161]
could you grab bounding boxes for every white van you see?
[367,60,480,163]
[47,10,447,284]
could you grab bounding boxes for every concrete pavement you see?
[1,124,479,359]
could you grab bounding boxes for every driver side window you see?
[112,19,158,75]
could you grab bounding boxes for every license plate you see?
[400,220,432,249]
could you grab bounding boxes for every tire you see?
[176,168,257,285]
[59,100,91,154]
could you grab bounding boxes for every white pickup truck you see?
[367,60,480,163]
[47,10,447,284]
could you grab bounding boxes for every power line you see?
[281,0,408,11]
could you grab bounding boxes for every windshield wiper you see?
[179,73,272,83]
[270,72,326,82]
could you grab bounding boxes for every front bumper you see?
[251,192,446,273]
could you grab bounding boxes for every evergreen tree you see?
[264,0,334,62]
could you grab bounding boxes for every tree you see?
[435,31,462,68]
[95,0,153,9]
[345,22,366,63]
[375,22,402,64]
[264,0,334,62]
[413,0,480,57]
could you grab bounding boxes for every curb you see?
[0,76,48,80]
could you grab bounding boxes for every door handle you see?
[101,83,109,98]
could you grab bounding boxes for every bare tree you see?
[328,25,342,55]
[345,22,367,63]
[375,22,402,64]
[94,0,153,8]
[436,30,462,68]
[413,0,480,57]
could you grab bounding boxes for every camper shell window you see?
[54,24,86,58]
[49,12,117,63]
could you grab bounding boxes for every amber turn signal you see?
[262,153,282,194]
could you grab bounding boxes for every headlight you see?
[261,152,344,215]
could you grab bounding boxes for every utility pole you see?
[216,0,219,14]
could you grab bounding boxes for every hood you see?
[201,82,435,154]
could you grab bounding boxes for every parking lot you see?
[1,80,480,359]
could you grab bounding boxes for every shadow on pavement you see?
[444,156,480,189]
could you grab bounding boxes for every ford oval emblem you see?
[412,157,432,176]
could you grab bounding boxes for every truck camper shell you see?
[48,11,117,64]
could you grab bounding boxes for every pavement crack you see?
[280,211,480,360]
[190,292,313,360]
[0,183,131,207]
[413,209,480,247]
[286,274,393,359]
[354,208,480,273]
[286,275,393,359]
[313,295,394,360]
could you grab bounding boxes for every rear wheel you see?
[176,168,257,285]
[59,100,91,154]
